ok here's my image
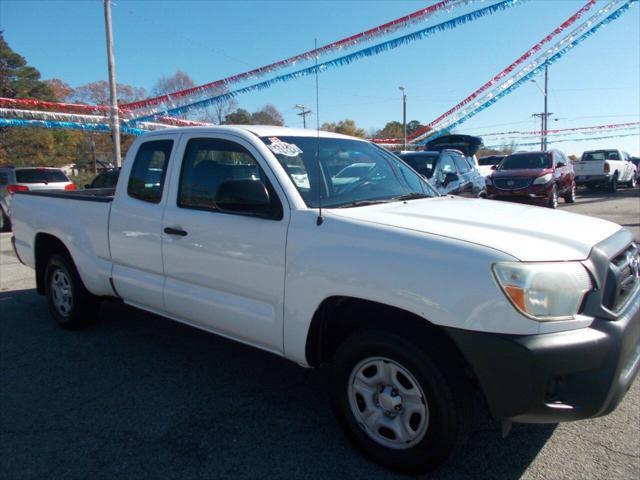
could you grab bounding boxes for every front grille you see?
[603,243,640,312]
[494,177,532,190]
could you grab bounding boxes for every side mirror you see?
[490,164,497,170]
[557,162,565,168]
[444,172,459,185]
[84,184,92,189]
[215,179,273,218]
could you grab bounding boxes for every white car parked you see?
[11,126,640,474]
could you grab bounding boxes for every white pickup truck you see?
[11,126,640,474]
[574,149,637,191]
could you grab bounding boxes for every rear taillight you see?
[64,183,76,191]
[7,184,29,194]
[604,162,610,173]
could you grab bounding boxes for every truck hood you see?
[329,196,622,261]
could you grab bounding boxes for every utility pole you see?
[399,86,407,151]
[531,65,551,151]
[294,104,312,128]
[104,0,121,167]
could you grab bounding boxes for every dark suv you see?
[398,149,487,198]
[486,150,576,208]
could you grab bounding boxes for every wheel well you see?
[305,297,474,377]
[34,233,71,295]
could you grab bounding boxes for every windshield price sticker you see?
[267,137,303,157]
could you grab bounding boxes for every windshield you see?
[15,169,69,183]
[581,150,620,161]
[499,153,551,170]
[397,153,438,179]
[261,136,435,208]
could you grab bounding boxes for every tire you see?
[329,330,471,474]
[45,254,98,329]
[563,182,576,203]
[0,207,9,232]
[547,184,558,209]
[626,175,637,189]
[608,174,618,193]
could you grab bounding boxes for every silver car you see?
[0,167,75,231]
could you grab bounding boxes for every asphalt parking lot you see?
[1,188,639,479]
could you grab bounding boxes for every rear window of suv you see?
[15,169,69,183]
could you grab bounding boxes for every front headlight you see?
[492,262,593,320]
[533,173,553,185]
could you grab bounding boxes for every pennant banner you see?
[131,0,524,123]
[483,130,640,149]
[477,121,640,138]
[413,0,636,144]
[417,0,636,143]
[121,0,475,112]
[407,0,597,142]
[0,118,147,136]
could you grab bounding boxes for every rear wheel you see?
[45,254,98,329]
[329,331,471,474]
[563,182,576,203]
[608,174,618,193]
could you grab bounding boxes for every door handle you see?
[164,227,188,237]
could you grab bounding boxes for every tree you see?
[72,80,146,105]
[0,31,55,100]
[407,120,426,135]
[152,70,237,124]
[375,121,403,139]
[321,119,366,138]
[250,104,284,126]
[152,70,195,97]
[224,108,252,125]
[44,78,74,102]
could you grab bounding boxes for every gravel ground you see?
[1,188,639,479]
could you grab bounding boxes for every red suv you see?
[486,150,576,209]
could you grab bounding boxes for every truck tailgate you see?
[11,191,116,297]
[574,161,605,176]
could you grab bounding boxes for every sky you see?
[1,0,639,156]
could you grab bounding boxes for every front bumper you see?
[486,182,553,204]
[445,290,640,423]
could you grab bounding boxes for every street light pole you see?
[103,0,121,167]
[399,86,407,150]
[543,64,549,150]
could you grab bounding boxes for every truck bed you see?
[17,188,115,202]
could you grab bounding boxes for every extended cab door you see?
[161,133,289,353]
[109,135,177,311]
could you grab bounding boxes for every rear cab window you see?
[127,140,174,203]
[15,169,69,183]
[581,150,620,161]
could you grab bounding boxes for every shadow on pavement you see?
[570,187,640,207]
[0,289,555,479]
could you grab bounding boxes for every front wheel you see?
[0,207,9,232]
[329,331,471,474]
[626,175,637,189]
[45,254,98,329]
[547,184,558,209]
[563,182,576,203]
